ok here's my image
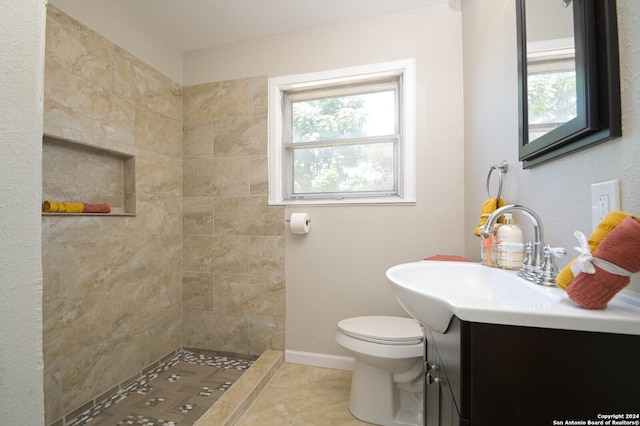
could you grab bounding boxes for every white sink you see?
[386,260,640,335]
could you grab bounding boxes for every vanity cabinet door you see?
[424,330,466,426]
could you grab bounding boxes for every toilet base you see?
[348,359,423,426]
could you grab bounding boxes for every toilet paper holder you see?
[285,217,311,224]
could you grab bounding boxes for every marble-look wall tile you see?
[136,151,183,196]
[43,290,111,363]
[215,196,283,235]
[135,107,183,158]
[136,193,183,237]
[44,8,184,422]
[204,312,251,354]
[44,359,62,425]
[214,115,268,157]
[183,197,214,235]
[114,47,182,121]
[182,272,214,310]
[250,155,268,195]
[59,236,156,298]
[250,316,286,356]
[45,6,113,90]
[183,79,251,126]
[44,61,136,145]
[42,244,61,304]
[183,159,216,196]
[184,123,214,159]
[214,273,285,317]
[111,273,181,339]
[183,76,285,356]
[250,236,285,277]
[183,235,250,273]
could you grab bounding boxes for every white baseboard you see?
[284,349,354,371]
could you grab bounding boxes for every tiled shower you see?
[42,6,285,425]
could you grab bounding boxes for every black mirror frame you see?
[516,0,621,168]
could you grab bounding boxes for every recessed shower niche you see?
[42,135,136,216]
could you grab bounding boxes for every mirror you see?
[516,0,621,168]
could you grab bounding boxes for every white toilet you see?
[336,316,424,426]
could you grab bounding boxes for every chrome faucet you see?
[481,204,565,286]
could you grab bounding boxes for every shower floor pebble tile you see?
[68,351,253,426]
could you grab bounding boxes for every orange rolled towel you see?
[566,216,640,309]
[556,211,631,290]
[82,203,111,213]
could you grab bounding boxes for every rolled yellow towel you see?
[473,197,506,236]
[42,200,84,213]
[556,211,636,290]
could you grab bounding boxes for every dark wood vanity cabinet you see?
[423,317,640,426]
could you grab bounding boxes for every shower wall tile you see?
[114,47,182,122]
[43,7,183,425]
[214,115,268,157]
[182,272,215,310]
[111,273,182,339]
[183,79,250,126]
[183,159,216,196]
[214,273,285,317]
[45,6,114,90]
[204,311,251,354]
[43,291,112,362]
[250,315,286,355]
[215,196,283,236]
[250,155,268,195]
[249,236,285,276]
[136,150,183,196]
[136,193,183,236]
[183,196,214,234]
[42,244,61,304]
[183,76,285,357]
[59,236,156,298]
[183,235,250,273]
[136,107,183,158]
[44,61,136,145]
[184,123,215,159]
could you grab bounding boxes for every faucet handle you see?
[537,245,567,286]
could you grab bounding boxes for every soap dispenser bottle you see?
[496,213,524,270]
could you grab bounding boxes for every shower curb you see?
[194,350,284,426]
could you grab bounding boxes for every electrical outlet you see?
[591,179,620,230]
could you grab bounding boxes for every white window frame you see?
[268,59,416,206]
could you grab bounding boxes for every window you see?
[268,59,416,205]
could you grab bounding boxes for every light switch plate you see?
[591,179,620,231]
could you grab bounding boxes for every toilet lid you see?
[337,316,423,345]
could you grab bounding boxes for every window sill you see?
[269,197,416,207]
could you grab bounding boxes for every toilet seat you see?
[337,316,423,345]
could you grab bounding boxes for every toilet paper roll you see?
[289,213,310,234]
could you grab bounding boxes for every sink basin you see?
[386,260,640,335]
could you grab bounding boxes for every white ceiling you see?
[121,0,452,52]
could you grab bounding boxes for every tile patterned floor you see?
[69,351,254,426]
[234,362,374,425]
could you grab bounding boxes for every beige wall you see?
[42,7,183,424]
[185,5,466,360]
[462,0,640,294]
